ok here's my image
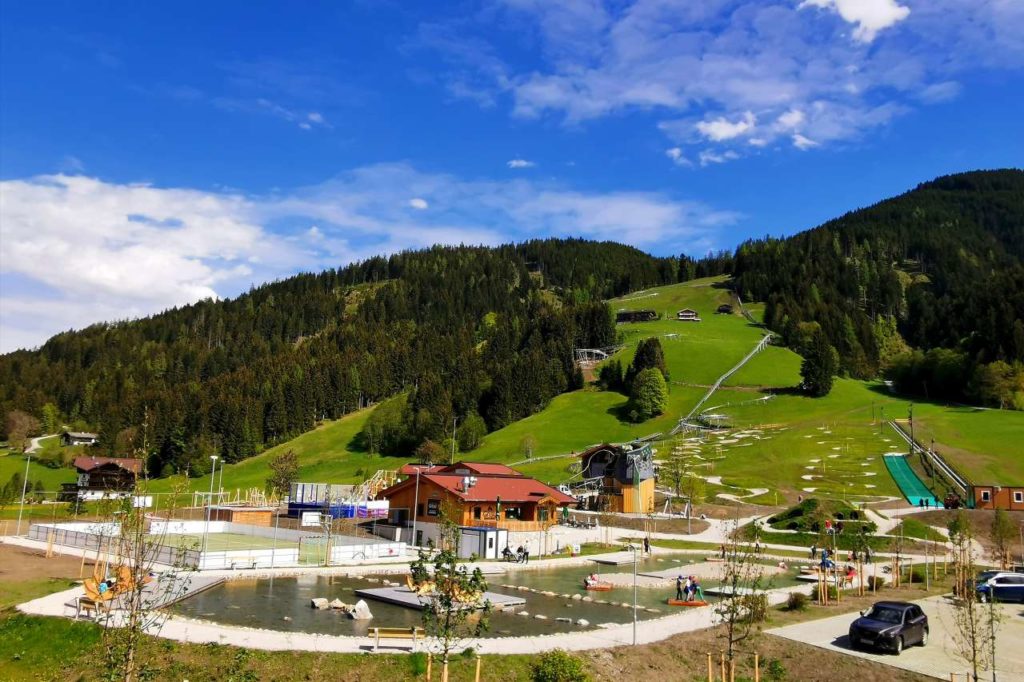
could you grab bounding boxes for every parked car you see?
[976,572,1024,603]
[848,601,928,655]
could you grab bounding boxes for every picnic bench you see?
[371,626,425,652]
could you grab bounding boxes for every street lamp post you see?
[201,455,219,566]
[15,449,33,536]
[412,468,421,548]
[630,543,638,645]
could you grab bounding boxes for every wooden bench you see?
[371,626,425,652]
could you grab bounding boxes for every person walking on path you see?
[523,545,530,564]
[810,543,818,559]
[643,536,651,555]
[675,575,685,601]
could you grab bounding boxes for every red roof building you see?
[379,462,572,533]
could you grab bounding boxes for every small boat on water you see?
[666,599,708,607]
[584,582,614,591]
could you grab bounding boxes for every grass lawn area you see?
[700,379,909,504]
[0,451,76,492]
[904,402,1024,485]
[892,518,946,542]
[610,277,768,386]
[724,345,802,388]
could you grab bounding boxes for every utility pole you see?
[15,450,33,536]
[908,403,914,456]
[412,468,421,548]
[201,455,219,564]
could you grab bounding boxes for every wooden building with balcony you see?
[377,461,574,556]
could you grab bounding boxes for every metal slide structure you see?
[671,332,774,434]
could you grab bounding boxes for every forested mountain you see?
[733,169,1024,406]
[0,240,678,475]
[3,171,1022,476]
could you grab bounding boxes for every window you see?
[505,506,522,520]
[473,506,481,520]
[1014,491,1023,503]
[416,504,424,518]
[487,537,494,549]
[981,490,991,502]
[426,499,440,516]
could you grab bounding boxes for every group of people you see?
[675,574,704,602]
[584,572,601,588]
[501,545,530,564]
[810,544,872,565]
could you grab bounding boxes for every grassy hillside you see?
[148,275,1024,504]
[611,277,767,385]
[149,407,379,494]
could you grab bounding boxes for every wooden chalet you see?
[970,484,1024,511]
[61,430,98,446]
[676,308,701,322]
[716,304,734,314]
[61,456,142,500]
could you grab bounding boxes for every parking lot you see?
[768,595,1024,680]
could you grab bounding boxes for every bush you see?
[905,567,926,584]
[867,576,885,591]
[532,650,591,682]
[765,658,787,682]
[785,592,808,611]
[741,593,769,623]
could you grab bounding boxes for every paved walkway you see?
[768,595,1024,681]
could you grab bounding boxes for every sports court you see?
[150,532,300,552]
[883,453,939,506]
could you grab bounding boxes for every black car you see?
[848,601,928,655]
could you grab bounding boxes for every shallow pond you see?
[170,553,797,638]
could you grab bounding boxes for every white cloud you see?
[665,147,691,166]
[792,133,819,150]
[800,0,910,43]
[1,165,738,351]
[776,109,805,130]
[696,112,756,141]
[307,112,326,124]
[698,150,740,166]
[419,0,1023,164]
[507,158,536,168]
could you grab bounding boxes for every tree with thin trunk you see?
[265,449,299,497]
[948,511,1001,682]
[100,478,194,682]
[409,512,491,682]
[5,409,40,453]
[714,520,768,663]
[991,508,1015,569]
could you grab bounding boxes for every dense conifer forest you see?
[2,170,1022,476]
[733,169,1024,406]
[0,240,677,475]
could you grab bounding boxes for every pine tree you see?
[801,329,838,397]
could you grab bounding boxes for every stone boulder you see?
[310,598,330,609]
[349,599,373,620]
[575,619,590,627]
[329,598,348,610]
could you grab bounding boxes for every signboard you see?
[301,512,322,527]
[426,499,440,517]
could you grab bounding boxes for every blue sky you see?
[1,0,1022,352]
